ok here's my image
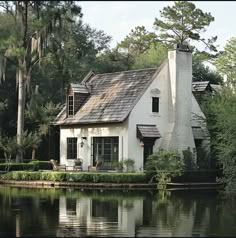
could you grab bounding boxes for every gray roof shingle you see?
[192,81,210,92]
[211,84,222,93]
[55,68,158,125]
[137,125,161,139]
[192,127,205,140]
[70,83,90,94]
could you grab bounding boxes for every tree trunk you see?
[16,65,25,162]
[31,148,36,160]
[16,1,28,162]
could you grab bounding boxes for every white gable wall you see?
[127,62,170,170]
[128,48,197,170]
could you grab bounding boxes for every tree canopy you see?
[0,1,112,160]
[153,1,217,52]
[202,36,236,195]
[192,54,223,84]
[214,37,236,86]
[118,26,157,56]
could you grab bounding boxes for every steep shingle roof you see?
[192,81,210,92]
[211,84,222,93]
[192,127,205,140]
[54,68,158,125]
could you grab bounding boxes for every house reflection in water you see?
[56,194,145,237]
[56,192,212,237]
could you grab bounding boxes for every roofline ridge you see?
[96,67,158,76]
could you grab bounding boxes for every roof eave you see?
[54,119,124,126]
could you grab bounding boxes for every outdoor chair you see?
[74,158,83,171]
[88,160,103,172]
[50,159,66,171]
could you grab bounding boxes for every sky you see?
[78,1,236,51]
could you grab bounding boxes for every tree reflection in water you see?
[0,187,235,237]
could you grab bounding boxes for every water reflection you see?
[0,186,235,237]
[57,191,145,237]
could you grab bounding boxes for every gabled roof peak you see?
[82,71,95,83]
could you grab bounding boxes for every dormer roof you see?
[70,83,90,94]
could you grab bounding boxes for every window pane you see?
[68,96,74,116]
[67,137,77,160]
[93,137,119,169]
[152,97,159,112]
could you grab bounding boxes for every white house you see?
[54,44,210,171]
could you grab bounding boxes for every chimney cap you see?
[174,43,191,52]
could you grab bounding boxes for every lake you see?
[0,186,235,237]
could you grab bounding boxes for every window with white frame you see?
[68,95,74,116]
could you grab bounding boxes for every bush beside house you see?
[0,152,220,186]
[0,160,52,171]
[145,150,185,189]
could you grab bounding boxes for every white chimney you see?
[167,44,196,156]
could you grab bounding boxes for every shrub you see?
[0,163,35,171]
[0,171,148,183]
[171,169,221,183]
[182,148,196,171]
[112,161,124,172]
[0,160,52,172]
[145,150,185,189]
[123,158,135,172]
[2,171,41,180]
[29,160,52,170]
[112,159,135,172]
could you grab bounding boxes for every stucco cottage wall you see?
[60,121,128,170]
[127,62,170,170]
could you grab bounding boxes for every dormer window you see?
[68,95,74,116]
[66,82,91,118]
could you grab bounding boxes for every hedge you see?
[0,171,148,183]
[0,161,52,172]
[171,169,221,183]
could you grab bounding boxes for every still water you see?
[0,186,235,237]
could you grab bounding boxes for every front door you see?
[143,141,154,167]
